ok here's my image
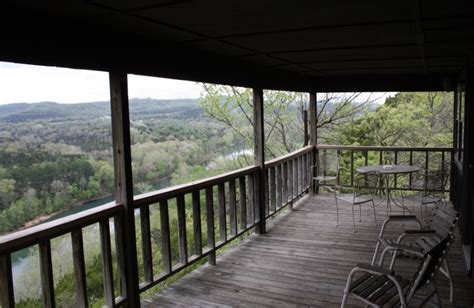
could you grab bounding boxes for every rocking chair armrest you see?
[355,263,393,276]
[378,215,422,237]
[383,242,424,255]
[387,215,418,221]
[404,229,436,235]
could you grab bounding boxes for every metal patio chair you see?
[402,168,450,222]
[337,171,380,233]
[341,233,453,307]
[371,204,459,302]
[311,151,340,225]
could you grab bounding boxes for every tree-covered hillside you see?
[0,98,244,234]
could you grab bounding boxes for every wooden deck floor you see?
[143,194,474,307]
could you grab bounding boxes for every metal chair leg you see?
[372,200,377,226]
[335,188,339,227]
[352,203,356,233]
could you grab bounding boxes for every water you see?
[46,195,116,222]
[11,177,170,301]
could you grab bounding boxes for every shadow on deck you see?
[143,193,474,307]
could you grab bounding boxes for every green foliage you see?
[331,92,453,147]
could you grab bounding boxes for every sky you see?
[0,61,395,105]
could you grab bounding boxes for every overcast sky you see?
[0,61,395,105]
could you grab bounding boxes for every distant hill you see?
[0,98,202,123]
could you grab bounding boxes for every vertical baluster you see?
[218,183,227,242]
[409,151,413,189]
[276,164,282,208]
[253,171,260,222]
[176,195,188,264]
[350,150,354,187]
[270,167,276,213]
[192,191,202,256]
[248,174,255,223]
[205,187,216,265]
[113,216,126,297]
[39,240,56,308]
[364,150,368,166]
[394,151,398,188]
[0,254,15,308]
[337,150,341,186]
[441,151,446,191]
[71,230,88,308]
[239,177,247,230]
[283,162,288,206]
[379,150,383,165]
[299,156,303,194]
[99,220,114,308]
[425,151,429,172]
[288,160,293,209]
[229,180,237,237]
[140,206,153,283]
[159,200,172,273]
[264,169,269,218]
[294,158,299,197]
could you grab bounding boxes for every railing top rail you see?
[316,144,453,152]
[0,201,122,254]
[134,165,259,207]
[265,145,314,168]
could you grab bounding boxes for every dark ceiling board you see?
[86,0,191,13]
[314,66,460,77]
[99,14,201,42]
[181,40,254,57]
[420,0,474,18]
[0,1,467,93]
[137,0,415,37]
[272,55,466,67]
[223,23,417,54]
[273,46,422,63]
[239,55,288,67]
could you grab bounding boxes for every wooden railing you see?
[264,145,313,216]
[316,145,453,192]
[0,146,313,308]
[0,202,123,307]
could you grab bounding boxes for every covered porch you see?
[143,194,473,307]
[1,1,474,307]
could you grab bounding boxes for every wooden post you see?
[451,89,458,202]
[109,71,140,307]
[303,110,309,146]
[309,92,318,193]
[253,88,266,234]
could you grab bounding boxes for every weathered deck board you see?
[143,194,474,307]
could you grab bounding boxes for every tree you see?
[199,85,377,163]
[335,92,453,147]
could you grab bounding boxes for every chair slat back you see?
[354,171,379,198]
[407,235,453,301]
[316,152,339,177]
[428,205,459,237]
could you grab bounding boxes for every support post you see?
[253,88,266,234]
[451,88,458,202]
[309,92,318,193]
[303,110,309,146]
[109,71,140,307]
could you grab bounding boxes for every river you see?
[11,178,170,301]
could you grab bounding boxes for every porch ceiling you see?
[1,1,473,91]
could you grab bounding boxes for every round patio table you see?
[356,164,420,216]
